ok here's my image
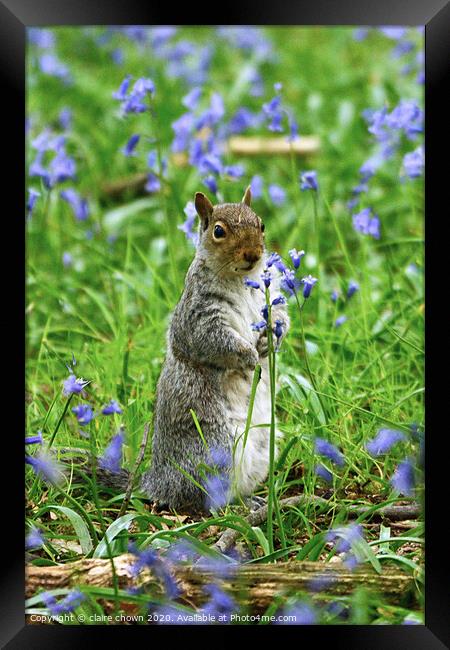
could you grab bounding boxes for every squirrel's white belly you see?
[223,287,278,496]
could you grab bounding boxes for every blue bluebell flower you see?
[379,27,406,39]
[331,290,339,303]
[203,175,218,194]
[250,175,263,199]
[251,320,267,332]
[326,523,363,553]
[145,174,161,193]
[334,315,347,328]
[228,107,259,134]
[315,438,345,466]
[41,590,85,615]
[268,184,285,205]
[62,252,73,268]
[204,473,230,511]
[261,270,272,288]
[195,92,225,130]
[347,281,359,298]
[271,295,286,306]
[26,525,45,550]
[288,248,305,269]
[262,95,284,132]
[182,87,202,110]
[275,602,317,625]
[391,458,415,496]
[113,75,131,100]
[178,201,199,246]
[98,429,124,473]
[122,134,140,157]
[274,319,284,346]
[201,584,236,622]
[244,278,261,290]
[261,304,269,321]
[58,108,72,130]
[111,48,124,65]
[300,170,318,191]
[315,464,333,483]
[352,208,380,239]
[25,431,43,445]
[38,53,72,83]
[72,404,94,426]
[25,452,64,485]
[403,146,424,178]
[28,28,55,49]
[301,275,318,298]
[366,428,406,456]
[224,164,245,179]
[102,400,123,415]
[63,374,90,395]
[280,269,302,296]
[60,189,89,221]
[27,188,40,217]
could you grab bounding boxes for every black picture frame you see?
[4,0,448,647]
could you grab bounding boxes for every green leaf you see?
[93,513,139,558]
[279,372,326,425]
[47,505,93,555]
[251,526,271,556]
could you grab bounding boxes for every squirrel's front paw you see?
[256,332,269,358]
[239,344,259,370]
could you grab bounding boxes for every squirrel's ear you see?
[241,185,252,207]
[195,192,214,229]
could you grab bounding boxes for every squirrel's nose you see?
[243,251,261,264]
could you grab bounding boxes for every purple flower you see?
[315,438,345,467]
[274,319,284,345]
[250,175,263,199]
[111,48,124,65]
[208,447,232,470]
[301,275,318,299]
[244,277,261,290]
[178,201,199,246]
[266,252,281,268]
[26,525,45,549]
[228,107,259,134]
[25,452,64,485]
[352,208,380,239]
[28,28,55,49]
[262,94,284,132]
[379,27,407,40]
[261,270,272,287]
[99,430,124,474]
[102,400,123,415]
[204,473,230,511]
[63,374,90,395]
[129,543,180,599]
[59,108,72,130]
[347,281,359,298]
[271,295,286,306]
[171,112,195,152]
[359,155,383,181]
[203,175,218,194]
[334,315,348,328]
[201,584,236,622]
[60,189,90,221]
[145,173,161,193]
[62,252,73,268]
[27,188,40,217]
[353,28,369,41]
[366,428,406,456]
[288,248,305,269]
[122,134,140,157]
[113,75,131,100]
[403,146,424,178]
[251,320,267,332]
[195,92,225,130]
[268,184,285,205]
[182,87,202,110]
[391,458,415,496]
[326,523,364,554]
[287,113,299,141]
[261,304,269,321]
[275,602,317,625]
[281,269,302,296]
[300,170,318,191]
[331,290,339,303]
[25,431,43,445]
[41,590,85,616]
[224,164,245,179]
[72,403,94,426]
[315,464,333,483]
[38,53,71,83]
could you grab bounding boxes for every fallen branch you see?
[26,554,415,607]
[213,496,420,553]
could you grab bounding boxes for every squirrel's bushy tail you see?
[56,447,130,492]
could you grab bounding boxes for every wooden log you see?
[26,555,416,607]
[228,135,320,156]
[100,135,320,200]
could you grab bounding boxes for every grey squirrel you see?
[95,187,290,513]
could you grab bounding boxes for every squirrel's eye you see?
[213,224,226,239]
[261,223,265,233]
